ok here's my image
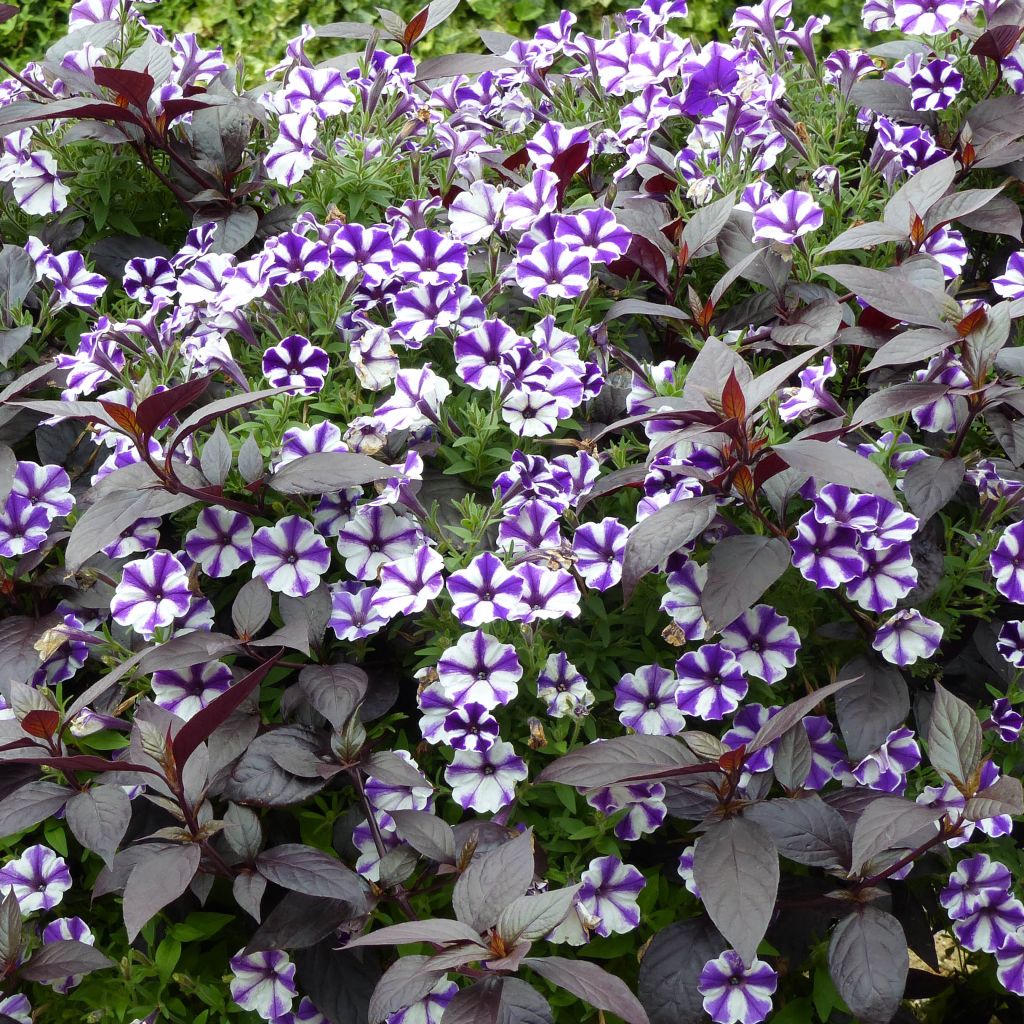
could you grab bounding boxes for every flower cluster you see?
[1,0,1024,1021]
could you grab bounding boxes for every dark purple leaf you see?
[701,535,790,633]
[748,674,858,754]
[368,955,445,1024]
[223,726,327,807]
[493,978,552,1024]
[864,327,955,371]
[537,734,700,789]
[414,53,512,80]
[0,5,18,25]
[453,828,535,932]
[849,797,946,875]
[0,891,21,972]
[772,439,896,502]
[965,775,1024,820]
[137,630,239,673]
[680,190,736,259]
[345,919,486,949]
[362,750,432,789]
[172,652,282,769]
[621,496,717,603]
[296,664,367,729]
[576,465,648,513]
[0,780,71,836]
[256,844,367,905]
[523,957,649,1024]
[819,263,945,328]
[314,20,380,39]
[19,939,114,982]
[834,656,910,761]
[771,722,812,790]
[602,299,689,323]
[247,891,358,952]
[270,451,398,494]
[693,816,779,967]
[828,907,908,1024]
[390,810,456,864]
[743,796,851,869]
[232,578,273,639]
[496,885,580,944]
[92,66,155,111]
[203,206,260,255]
[295,940,381,1024]
[64,785,131,869]
[123,843,202,941]
[958,194,1023,239]
[638,918,724,1024]
[233,870,267,921]
[925,683,983,788]
[851,382,951,427]
[166,386,295,456]
[135,376,211,438]
[820,221,906,253]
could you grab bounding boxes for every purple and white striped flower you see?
[872,609,942,666]
[330,583,390,641]
[846,543,918,613]
[509,563,581,623]
[447,552,523,626]
[698,951,778,1024]
[444,740,528,812]
[184,507,253,578]
[229,949,297,1021]
[989,698,1023,742]
[443,702,500,752]
[251,516,331,598]
[0,494,52,557]
[719,605,800,684]
[588,783,666,840]
[111,551,193,637]
[537,653,594,718]
[436,629,523,708]
[336,506,422,580]
[0,845,71,913]
[514,240,591,301]
[997,933,1024,996]
[262,335,329,395]
[893,0,965,35]
[391,230,467,286]
[910,58,963,111]
[615,664,685,735]
[577,856,645,937]
[385,979,458,1024]
[994,252,1024,300]
[676,644,748,721]
[990,522,1024,604]
[151,662,233,720]
[573,517,628,591]
[661,560,708,641]
[454,319,527,390]
[996,620,1024,667]
[751,190,823,245]
[43,250,107,309]
[953,896,1024,954]
[791,513,865,589]
[849,727,921,794]
[940,854,1013,920]
[374,546,445,617]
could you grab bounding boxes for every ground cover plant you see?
[2,0,1024,1022]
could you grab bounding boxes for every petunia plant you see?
[3,0,1024,1022]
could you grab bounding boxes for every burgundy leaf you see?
[92,67,156,112]
[172,651,283,769]
[134,376,211,438]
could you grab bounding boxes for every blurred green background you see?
[3,0,866,73]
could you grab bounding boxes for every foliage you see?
[1,0,1024,1023]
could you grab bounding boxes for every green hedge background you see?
[4,0,867,73]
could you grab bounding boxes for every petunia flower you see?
[872,609,942,666]
[251,516,331,598]
[437,630,523,708]
[719,605,800,684]
[447,552,523,626]
[661,560,708,641]
[514,240,591,300]
[990,522,1024,603]
[536,652,594,718]
[329,583,390,641]
[443,702,500,752]
[993,252,1024,300]
[573,517,628,591]
[698,951,778,1024]
[676,643,748,720]
[577,856,645,937]
[184,507,253,578]
[790,513,865,590]
[0,845,71,913]
[751,189,823,245]
[11,461,74,519]
[0,995,31,1024]
[42,250,107,309]
[997,934,1024,997]
[849,727,920,794]
[989,698,1023,742]
[508,563,581,623]
[615,664,685,735]
[587,783,666,840]
[262,335,330,395]
[336,506,423,580]
[953,896,1024,953]
[677,845,700,896]
[111,551,193,637]
[449,180,506,244]
[373,546,445,617]
[229,949,297,1021]
[846,543,918,613]
[272,996,327,1024]
[151,662,233,720]
[940,854,1013,921]
[0,494,52,557]
[445,740,528,812]
[454,319,527,390]
[892,0,965,34]
[996,620,1024,667]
